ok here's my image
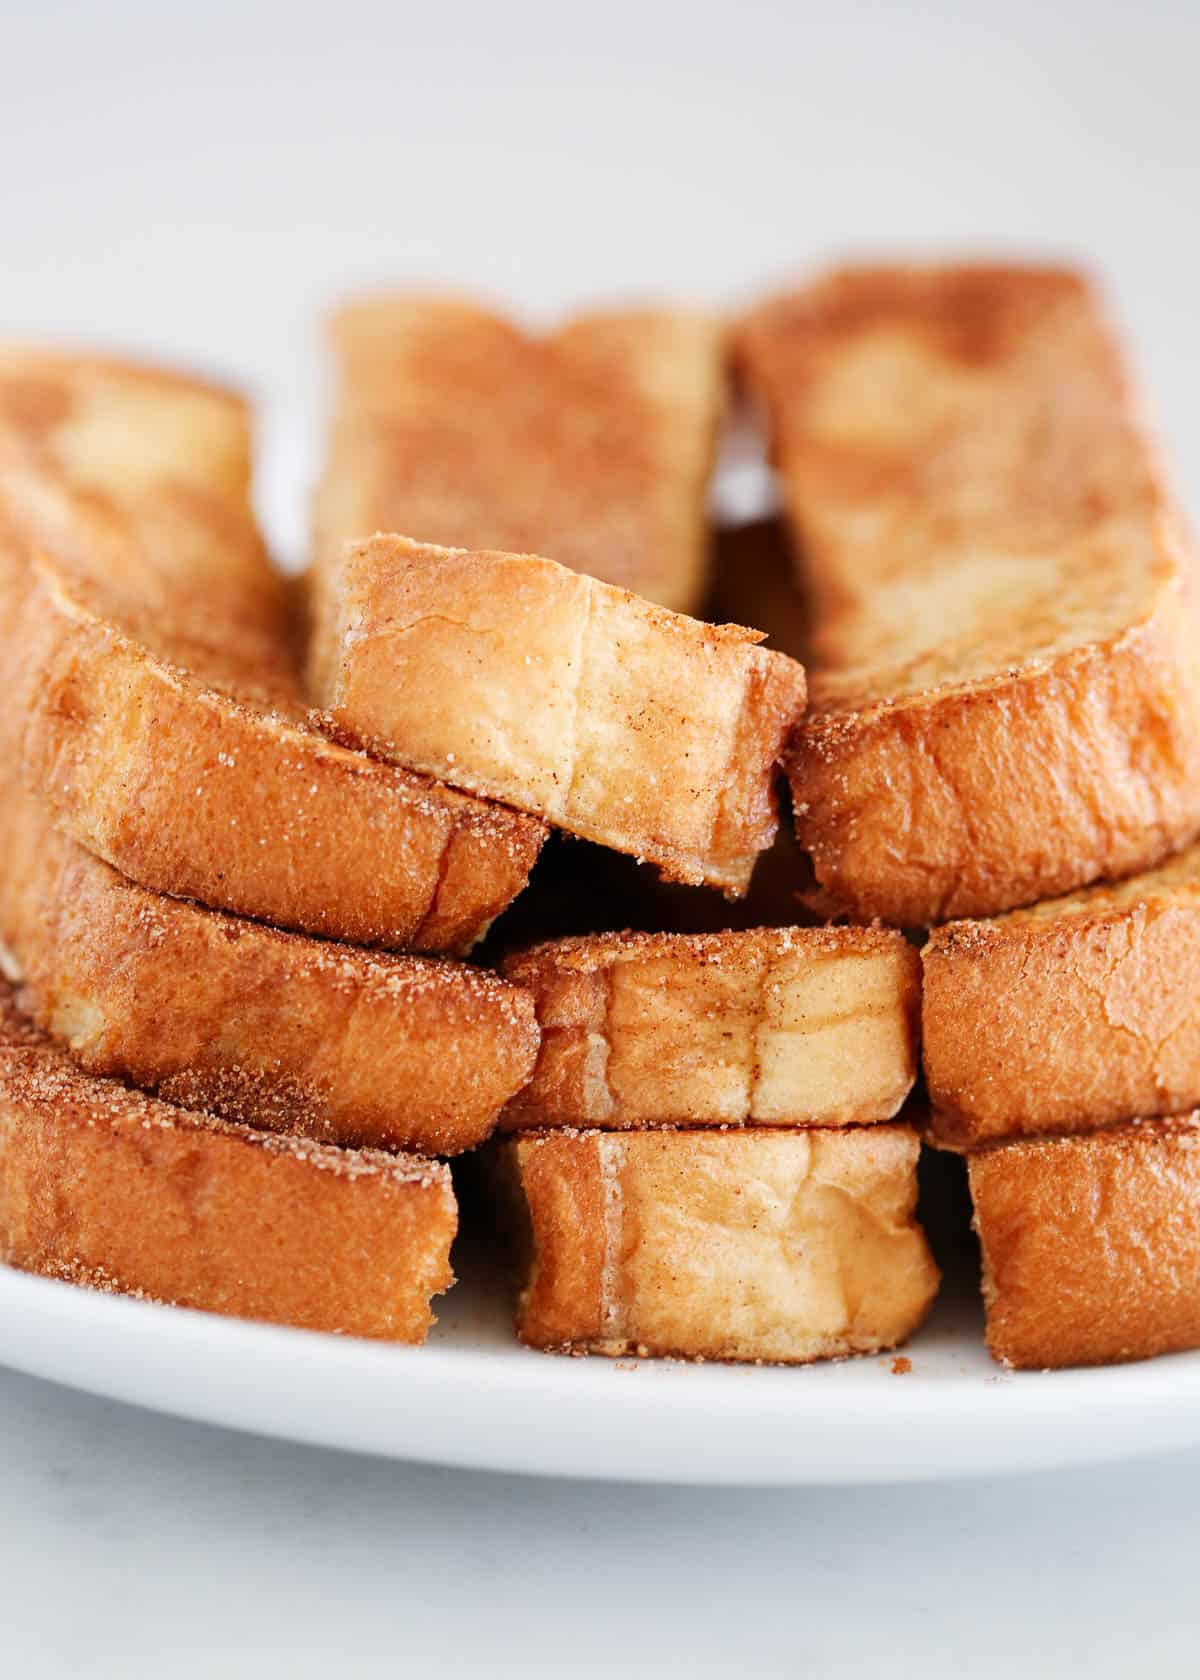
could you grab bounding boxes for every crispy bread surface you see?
[0,983,456,1340]
[737,266,1200,924]
[493,1125,938,1362]
[0,349,544,950]
[970,1117,1200,1368]
[312,535,806,895]
[313,296,725,617]
[0,781,539,1153]
[925,844,1200,1145]
[501,926,919,1129]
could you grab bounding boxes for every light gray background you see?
[2,1,1198,1672]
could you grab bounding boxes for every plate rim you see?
[4,1265,1200,1485]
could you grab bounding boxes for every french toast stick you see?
[969,1118,1200,1368]
[0,780,538,1154]
[0,349,543,951]
[490,1125,938,1361]
[737,266,1200,924]
[924,845,1200,1145]
[311,535,807,895]
[313,296,725,617]
[501,927,919,1130]
[0,982,456,1340]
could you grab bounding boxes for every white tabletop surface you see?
[5,1361,1200,1677]
[2,0,1199,1671]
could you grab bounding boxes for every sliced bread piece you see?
[969,1118,1200,1368]
[0,781,539,1154]
[0,349,543,951]
[311,535,807,895]
[737,265,1200,924]
[489,1125,938,1361]
[313,296,725,616]
[924,844,1200,1145]
[501,926,919,1129]
[0,983,456,1340]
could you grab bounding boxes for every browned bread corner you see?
[313,295,725,617]
[0,982,456,1340]
[737,265,1200,925]
[311,535,806,895]
[0,781,539,1154]
[924,844,1200,1146]
[970,1118,1200,1368]
[0,349,544,952]
[501,926,919,1130]
[489,1125,939,1362]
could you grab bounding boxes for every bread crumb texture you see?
[738,265,1200,923]
[502,925,919,1129]
[314,535,806,894]
[497,1125,938,1362]
[0,981,457,1340]
[971,1117,1200,1369]
[0,348,543,951]
[314,297,726,614]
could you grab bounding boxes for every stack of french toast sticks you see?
[1,262,1197,1371]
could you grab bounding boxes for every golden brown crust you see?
[737,265,1200,924]
[970,1117,1200,1368]
[0,782,539,1154]
[0,983,457,1340]
[493,1125,939,1362]
[924,844,1200,1144]
[313,295,726,615]
[501,926,919,1129]
[313,535,807,895]
[0,350,544,951]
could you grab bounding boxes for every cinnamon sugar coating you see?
[0,348,543,951]
[311,535,806,895]
[0,982,456,1340]
[0,780,539,1153]
[313,296,725,616]
[925,843,1200,1145]
[737,266,1200,924]
[971,1117,1200,1368]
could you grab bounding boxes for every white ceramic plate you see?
[3,1242,1199,1485]
[5,451,1195,1487]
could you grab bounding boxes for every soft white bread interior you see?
[501,926,919,1130]
[490,1125,939,1362]
[311,535,807,896]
